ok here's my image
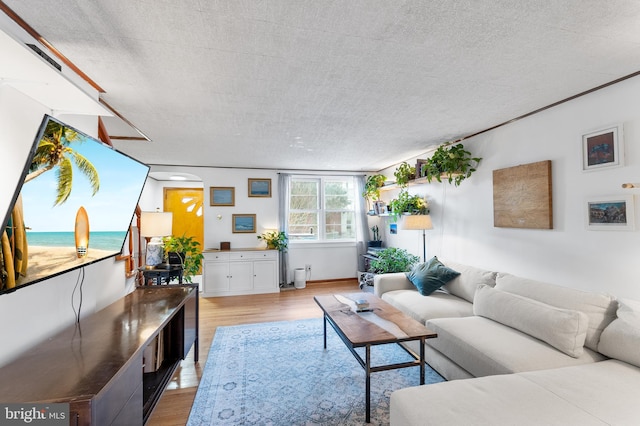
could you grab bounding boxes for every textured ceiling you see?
[5,0,640,172]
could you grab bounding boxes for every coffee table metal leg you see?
[323,314,327,349]
[420,336,425,385]
[366,344,371,423]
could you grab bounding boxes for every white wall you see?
[144,166,360,283]
[0,86,134,366]
[376,76,640,300]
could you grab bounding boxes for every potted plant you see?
[368,225,382,247]
[369,247,420,274]
[257,230,288,252]
[162,234,204,283]
[421,143,482,186]
[389,190,429,219]
[394,162,416,188]
[363,174,387,203]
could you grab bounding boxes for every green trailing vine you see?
[363,174,387,202]
[422,143,481,186]
[393,162,415,188]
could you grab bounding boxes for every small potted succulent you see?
[368,225,382,247]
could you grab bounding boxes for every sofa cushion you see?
[474,285,588,357]
[495,273,617,351]
[598,298,640,368]
[440,260,497,303]
[425,316,606,377]
[405,256,460,296]
[381,290,473,324]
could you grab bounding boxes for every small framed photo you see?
[232,214,257,233]
[586,195,634,231]
[248,178,272,197]
[582,124,624,171]
[210,187,235,206]
[390,223,397,234]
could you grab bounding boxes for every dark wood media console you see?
[0,284,199,425]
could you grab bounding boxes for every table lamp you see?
[140,211,173,266]
[402,214,433,262]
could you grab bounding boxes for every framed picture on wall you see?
[586,195,634,231]
[582,124,624,171]
[210,187,235,206]
[232,214,257,233]
[248,178,272,197]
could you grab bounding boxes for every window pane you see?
[288,212,318,240]
[325,211,355,239]
[324,179,354,210]
[290,180,319,210]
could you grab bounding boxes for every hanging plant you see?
[362,174,387,202]
[422,143,481,186]
[393,162,416,188]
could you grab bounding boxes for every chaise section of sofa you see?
[390,359,640,426]
[391,297,640,425]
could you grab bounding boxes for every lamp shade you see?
[402,214,433,230]
[140,211,173,237]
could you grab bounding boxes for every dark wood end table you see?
[314,292,437,423]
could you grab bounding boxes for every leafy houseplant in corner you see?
[257,230,288,252]
[422,143,482,186]
[369,247,420,274]
[163,234,204,283]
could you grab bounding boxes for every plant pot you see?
[368,241,383,248]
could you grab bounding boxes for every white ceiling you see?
[5,0,640,172]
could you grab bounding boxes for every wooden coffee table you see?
[314,292,437,423]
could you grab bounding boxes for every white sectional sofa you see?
[374,258,640,425]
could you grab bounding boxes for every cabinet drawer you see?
[229,251,277,260]
[204,252,230,261]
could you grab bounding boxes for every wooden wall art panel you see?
[493,160,553,229]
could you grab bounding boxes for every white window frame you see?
[288,175,357,243]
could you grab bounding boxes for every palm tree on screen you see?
[25,120,100,205]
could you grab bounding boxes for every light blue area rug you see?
[187,317,444,425]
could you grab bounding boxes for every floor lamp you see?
[402,214,433,262]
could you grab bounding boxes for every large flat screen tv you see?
[0,115,149,294]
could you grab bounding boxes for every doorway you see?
[163,187,204,271]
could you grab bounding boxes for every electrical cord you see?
[72,267,85,323]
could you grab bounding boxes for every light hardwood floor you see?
[147,279,360,426]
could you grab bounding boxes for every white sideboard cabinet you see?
[202,249,279,296]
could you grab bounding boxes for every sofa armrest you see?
[374,272,414,297]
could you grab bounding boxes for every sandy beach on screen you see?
[16,245,116,286]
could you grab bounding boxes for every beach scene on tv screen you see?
[0,118,148,291]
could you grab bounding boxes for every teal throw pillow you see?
[405,256,461,296]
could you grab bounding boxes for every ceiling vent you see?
[26,43,61,71]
